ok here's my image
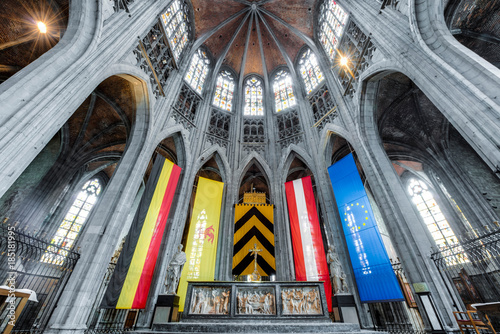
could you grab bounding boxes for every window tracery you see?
[213,70,235,112]
[244,76,264,116]
[318,0,349,65]
[408,178,467,264]
[185,48,210,95]
[298,49,325,95]
[273,70,296,112]
[41,179,102,264]
[161,0,190,64]
[309,84,338,130]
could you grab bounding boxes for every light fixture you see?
[37,21,47,34]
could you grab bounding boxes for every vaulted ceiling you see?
[191,0,315,77]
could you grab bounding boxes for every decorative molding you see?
[276,108,303,149]
[335,20,376,97]
[308,84,338,130]
[171,84,201,130]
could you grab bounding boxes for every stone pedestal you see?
[332,294,359,324]
[152,294,180,325]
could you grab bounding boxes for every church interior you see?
[1,0,500,333]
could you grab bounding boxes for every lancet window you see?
[408,178,467,264]
[298,49,325,95]
[318,0,349,65]
[41,179,102,264]
[244,76,264,116]
[213,70,235,112]
[161,0,190,63]
[273,70,296,112]
[185,48,210,95]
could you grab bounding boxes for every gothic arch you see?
[409,0,500,100]
[237,157,272,203]
[193,146,230,183]
[279,145,316,182]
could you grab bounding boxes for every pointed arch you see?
[237,156,273,203]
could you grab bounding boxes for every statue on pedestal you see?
[164,244,186,294]
[326,246,349,294]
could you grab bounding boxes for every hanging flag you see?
[285,176,333,312]
[177,177,224,312]
[328,153,404,303]
[232,203,275,276]
[101,156,181,309]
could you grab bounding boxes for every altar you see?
[180,281,331,322]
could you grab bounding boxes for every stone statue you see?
[164,244,186,294]
[326,246,349,294]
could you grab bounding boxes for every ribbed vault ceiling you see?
[191,0,315,76]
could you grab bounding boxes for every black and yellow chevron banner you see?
[232,204,275,276]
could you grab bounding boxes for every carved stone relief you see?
[281,287,322,315]
[189,286,231,315]
[236,287,276,315]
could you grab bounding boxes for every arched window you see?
[273,69,296,112]
[161,0,190,63]
[213,70,235,112]
[298,48,325,95]
[185,48,210,94]
[244,76,264,116]
[41,179,102,264]
[318,0,348,65]
[408,178,467,264]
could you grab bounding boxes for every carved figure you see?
[164,244,186,294]
[281,287,321,315]
[327,246,349,294]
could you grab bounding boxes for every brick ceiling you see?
[191,0,316,76]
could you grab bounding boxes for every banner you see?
[232,204,275,276]
[177,177,224,312]
[101,156,181,309]
[328,153,404,303]
[285,176,333,311]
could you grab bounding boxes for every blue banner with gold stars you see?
[328,153,403,303]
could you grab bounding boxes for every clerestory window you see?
[161,0,190,64]
[213,70,235,112]
[273,69,296,112]
[244,76,264,116]
[318,0,349,66]
[298,48,325,95]
[185,48,210,94]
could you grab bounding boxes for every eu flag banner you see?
[328,153,403,303]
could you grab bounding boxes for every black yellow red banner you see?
[101,156,181,309]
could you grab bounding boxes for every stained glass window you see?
[161,0,190,64]
[185,48,210,95]
[213,70,235,112]
[273,70,296,112]
[41,179,102,264]
[298,48,325,95]
[318,0,348,65]
[408,179,467,265]
[244,76,264,116]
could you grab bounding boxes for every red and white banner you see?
[285,176,332,311]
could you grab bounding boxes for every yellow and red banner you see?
[101,156,181,309]
[177,177,224,311]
